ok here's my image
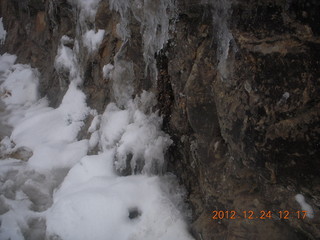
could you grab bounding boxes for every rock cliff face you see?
[166,1,320,239]
[1,0,319,239]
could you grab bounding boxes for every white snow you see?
[282,92,290,100]
[55,39,77,78]
[295,194,314,218]
[68,0,101,18]
[0,52,90,172]
[0,190,33,240]
[89,130,99,149]
[10,82,90,171]
[0,17,7,44]
[88,115,101,133]
[0,52,193,239]
[0,53,16,72]
[0,0,190,236]
[100,102,130,150]
[83,29,105,52]
[72,0,101,10]
[102,63,114,79]
[0,64,39,106]
[46,152,192,240]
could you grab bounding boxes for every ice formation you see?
[0,0,193,238]
[295,194,314,219]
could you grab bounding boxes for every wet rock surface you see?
[164,1,320,239]
[0,0,319,239]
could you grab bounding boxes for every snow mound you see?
[0,64,39,106]
[83,29,105,52]
[0,44,192,240]
[100,91,172,175]
[55,37,77,80]
[10,82,90,171]
[46,153,193,240]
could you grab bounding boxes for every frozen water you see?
[100,92,172,175]
[295,194,314,218]
[68,0,102,19]
[0,35,192,240]
[0,17,6,45]
[0,54,16,73]
[0,0,193,238]
[111,58,135,107]
[109,0,176,80]
[203,0,236,81]
[55,38,77,81]
[83,29,105,52]
[103,63,114,80]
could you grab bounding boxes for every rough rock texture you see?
[164,1,320,239]
[0,0,73,106]
[1,0,319,239]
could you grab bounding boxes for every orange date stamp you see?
[212,210,308,220]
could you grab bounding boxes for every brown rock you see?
[35,11,46,32]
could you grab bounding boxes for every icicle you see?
[0,18,7,45]
[109,0,176,82]
[204,0,237,81]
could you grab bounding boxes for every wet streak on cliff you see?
[162,0,320,239]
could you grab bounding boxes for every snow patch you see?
[0,7,193,235]
[0,64,39,106]
[46,153,193,240]
[88,115,101,133]
[111,59,135,107]
[0,53,16,72]
[55,38,77,79]
[102,63,114,79]
[89,130,99,149]
[295,194,314,218]
[9,83,90,171]
[0,17,7,44]
[100,92,172,175]
[83,29,105,52]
